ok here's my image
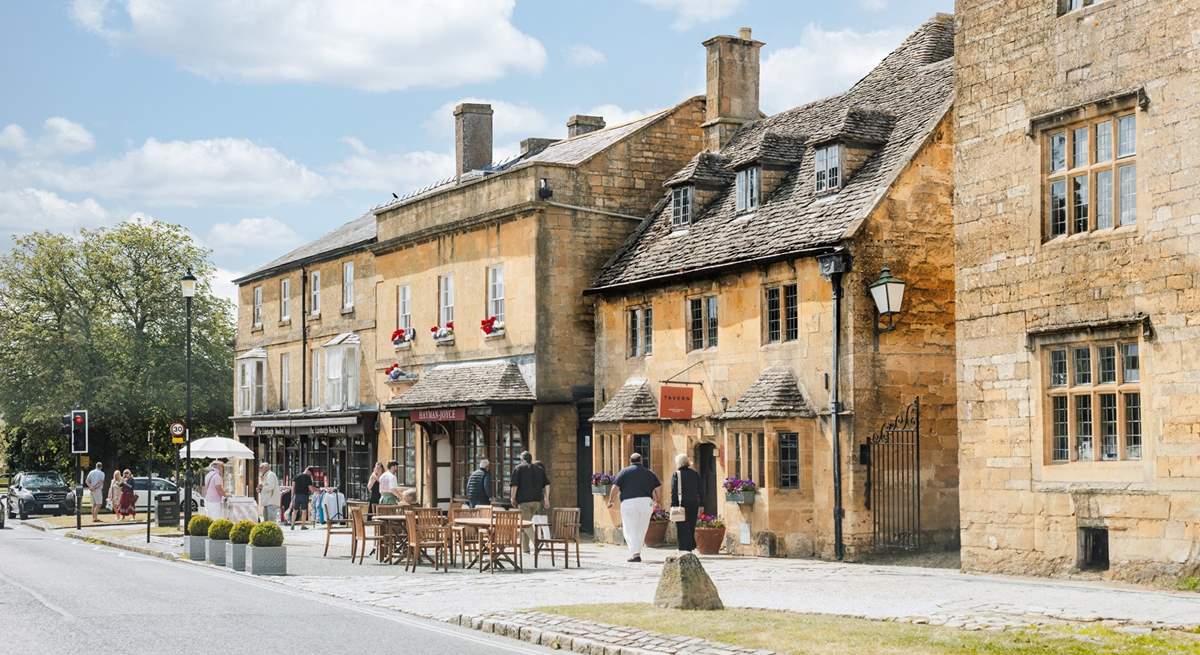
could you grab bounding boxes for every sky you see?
[0,0,952,304]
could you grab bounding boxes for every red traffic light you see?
[74,415,85,425]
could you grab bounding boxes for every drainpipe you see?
[301,265,308,409]
[818,250,850,561]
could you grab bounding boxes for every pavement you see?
[53,518,1200,632]
[0,520,552,655]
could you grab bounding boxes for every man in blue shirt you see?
[606,453,661,562]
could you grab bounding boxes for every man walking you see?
[257,462,280,522]
[85,462,106,523]
[606,453,660,562]
[465,459,492,508]
[510,451,549,553]
[290,466,315,529]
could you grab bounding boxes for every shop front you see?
[233,411,377,501]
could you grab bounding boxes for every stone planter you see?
[206,538,227,565]
[226,542,247,571]
[725,490,756,505]
[184,535,207,560]
[247,545,287,575]
[645,520,668,548]
[591,484,612,496]
[695,527,725,555]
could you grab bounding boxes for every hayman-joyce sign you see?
[413,408,467,422]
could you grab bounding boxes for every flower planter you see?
[695,527,725,555]
[591,484,612,496]
[247,545,287,575]
[206,538,228,565]
[645,520,668,548]
[393,341,412,350]
[726,491,756,505]
[184,535,207,560]
[226,542,247,571]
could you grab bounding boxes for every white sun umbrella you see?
[179,436,255,460]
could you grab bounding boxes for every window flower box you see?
[591,472,614,495]
[480,316,505,338]
[384,363,416,385]
[391,328,414,350]
[431,322,455,345]
[723,478,757,505]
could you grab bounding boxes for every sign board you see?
[80,455,90,468]
[169,422,185,437]
[659,386,694,420]
[171,435,185,444]
[413,407,466,422]
[155,499,180,527]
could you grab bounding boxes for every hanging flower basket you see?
[590,472,614,495]
[723,478,757,505]
[480,316,505,337]
[391,328,414,349]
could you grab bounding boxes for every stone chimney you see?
[567,114,605,138]
[702,27,763,151]
[454,103,493,179]
[520,137,559,156]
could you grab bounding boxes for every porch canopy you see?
[591,379,659,423]
[717,366,815,420]
[387,359,535,411]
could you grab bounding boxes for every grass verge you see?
[537,603,1200,655]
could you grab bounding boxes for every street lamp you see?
[181,269,196,532]
[868,266,906,335]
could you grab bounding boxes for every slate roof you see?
[591,380,660,423]
[387,360,535,410]
[719,367,815,420]
[234,212,376,284]
[591,14,954,291]
[664,152,734,188]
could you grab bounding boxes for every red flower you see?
[391,328,406,341]
[481,316,498,335]
[430,325,438,333]
[445,321,454,330]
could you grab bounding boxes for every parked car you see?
[127,477,204,514]
[7,471,75,519]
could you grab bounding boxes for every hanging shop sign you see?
[659,386,694,420]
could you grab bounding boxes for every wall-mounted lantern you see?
[868,266,906,334]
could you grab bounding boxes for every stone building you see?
[588,16,959,558]
[230,215,381,499]
[372,97,705,522]
[955,1,1200,583]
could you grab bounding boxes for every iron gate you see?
[864,397,921,550]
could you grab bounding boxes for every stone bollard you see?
[653,552,723,610]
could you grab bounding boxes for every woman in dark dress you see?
[367,462,384,507]
[671,454,703,552]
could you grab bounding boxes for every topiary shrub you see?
[187,514,213,537]
[250,521,284,547]
[208,518,233,540]
[230,520,254,545]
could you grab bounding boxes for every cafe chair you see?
[405,509,448,573]
[483,509,523,573]
[350,506,386,565]
[534,507,581,569]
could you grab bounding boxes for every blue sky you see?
[0,0,951,301]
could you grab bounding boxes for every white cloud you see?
[0,118,95,158]
[72,0,546,92]
[584,104,655,128]
[206,217,301,255]
[327,138,453,193]
[210,267,242,308]
[0,188,109,234]
[637,0,743,31]
[566,44,606,67]
[761,24,908,113]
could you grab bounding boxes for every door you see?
[696,443,718,515]
[576,401,594,533]
[435,437,453,510]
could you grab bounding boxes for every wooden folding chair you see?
[323,508,353,557]
[350,507,386,565]
[451,507,486,569]
[484,509,523,573]
[535,507,581,569]
[405,510,448,572]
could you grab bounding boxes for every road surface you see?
[0,521,549,654]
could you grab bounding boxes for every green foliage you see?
[207,518,233,540]
[1179,577,1200,592]
[0,220,234,472]
[229,520,254,545]
[250,521,284,547]
[187,514,212,537]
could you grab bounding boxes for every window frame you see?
[342,261,354,311]
[814,143,842,193]
[627,306,652,358]
[438,274,454,326]
[671,185,693,228]
[1044,339,1141,464]
[632,434,652,470]
[397,283,411,331]
[252,286,263,327]
[280,278,290,321]
[764,283,798,344]
[735,166,760,213]
[310,349,321,409]
[322,344,358,411]
[686,295,719,352]
[487,265,505,322]
[1043,111,1136,240]
[279,352,290,411]
[310,271,321,315]
[778,432,800,489]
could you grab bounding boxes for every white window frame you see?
[397,284,411,331]
[280,278,290,321]
[311,350,321,409]
[237,356,266,415]
[323,344,359,411]
[342,261,354,311]
[252,286,263,327]
[815,144,842,193]
[310,271,321,315]
[671,186,693,228]
[487,266,505,322]
[735,166,759,213]
[279,352,290,410]
[439,274,455,326]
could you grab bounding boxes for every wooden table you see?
[453,517,533,571]
[373,515,410,564]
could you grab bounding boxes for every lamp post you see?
[181,269,196,532]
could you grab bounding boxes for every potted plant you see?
[206,518,233,566]
[590,472,614,496]
[247,521,287,575]
[480,316,505,337]
[724,478,758,505]
[184,515,212,560]
[695,513,725,555]
[430,322,455,344]
[226,519,253,571]
[391,327,414,349]
[645,506,669,548]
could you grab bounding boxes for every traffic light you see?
[70,409,88,454]
[61,413,72,440]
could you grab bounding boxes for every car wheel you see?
[18,502,28,520]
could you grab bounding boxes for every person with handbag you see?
[670,454,703,552]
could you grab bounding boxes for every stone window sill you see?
[278,319,291,327]
[341,306,355,316]
[484,330,507,341]
[435,338,456,347]
[393,341,413,351]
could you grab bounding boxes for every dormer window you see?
[815,144,842,193]
[735,167,759,213]
[671,186,693,228]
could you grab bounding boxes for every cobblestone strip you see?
[446,610,776,655]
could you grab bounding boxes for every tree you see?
[0,220,234,475]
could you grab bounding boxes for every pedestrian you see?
[107,466,123,517]
[509,452,549,553]
[606,453,661,562]
[257,462,280,523]
[85,462,106,523]
[117,469,138,520]
[203,461,226,520]
[290,466,315,529]
[465,459,492,508]
[670,453,703,553]
[367,462,384,508]
[400,487,418,505]
[377,460,399,505]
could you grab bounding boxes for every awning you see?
[236,347,267,360]
[718,366,815,420]
[388,359,534,410]
[250,416,359,429]
[591,379,659,422]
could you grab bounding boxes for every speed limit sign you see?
[170,421,186,443]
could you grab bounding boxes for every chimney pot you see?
[454,103,493,179]
[738,26,752,40]
[567,114,606,138]
[520,137,559,155]
[701,28,764,151]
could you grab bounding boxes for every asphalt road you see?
[0,521,549,654]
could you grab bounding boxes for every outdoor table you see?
[453,516,533,570]
[374,515,410,564]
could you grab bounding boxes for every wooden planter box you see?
[225,542,247,571]
[206,538,228,565]
[695,526,725,555]
[645,520,668,548]
[725,490,756,505]
[183,535,207,560]
[591,484,612,496]
[247,545,287,575]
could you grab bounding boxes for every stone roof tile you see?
[388,360,534,409]
[591,381,660,423]
[720,367,814,419]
